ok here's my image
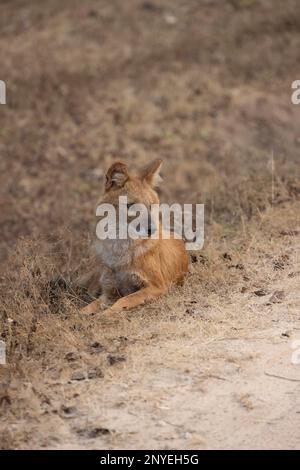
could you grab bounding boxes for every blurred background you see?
[0,0,299,260]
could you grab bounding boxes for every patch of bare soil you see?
[0,0,300,449]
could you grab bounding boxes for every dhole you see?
[80,160,189,314]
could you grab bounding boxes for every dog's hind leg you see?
[102,286,166,314]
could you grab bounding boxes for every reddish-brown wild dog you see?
[80,160,189,314]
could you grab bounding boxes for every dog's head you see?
[98,160,162,240]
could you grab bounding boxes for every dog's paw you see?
[80,295,110,315]
[102,307,113,315]
[102,306,120,315]
[80,304,97,315]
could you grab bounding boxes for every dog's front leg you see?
[102,286,166,314]
[80,294,108,314]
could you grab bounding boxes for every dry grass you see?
[1,198,299,448]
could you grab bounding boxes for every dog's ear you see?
[141,159,162,188]
[105,162,129,191]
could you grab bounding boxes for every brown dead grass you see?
[1,199,299,448]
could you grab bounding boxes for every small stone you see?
[60,405,78,418]
[254,289,268,297]
[268,290,285,304]
[107,354,126,366]
[65,352,80,362]
[87,367,104,379]
[222,252,232,261]
[76,427,111,438]
[90,341,104,353]
[87,427,110,438]
[71,371,86,381]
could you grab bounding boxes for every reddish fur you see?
[80,160,189,314]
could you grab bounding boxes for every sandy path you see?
[46,262,300,450]
[48,329,300,450]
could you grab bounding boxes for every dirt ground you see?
[0,0,300,450]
